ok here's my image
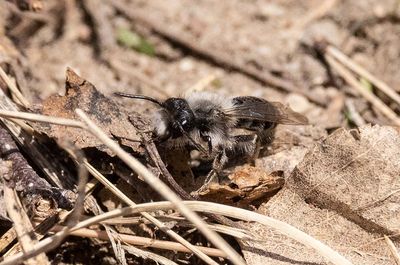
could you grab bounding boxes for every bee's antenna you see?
[114,92,163,107]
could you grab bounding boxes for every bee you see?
[115,91,308,180]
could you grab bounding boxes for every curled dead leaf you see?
[35,68,143,155]
[198,165,284,208]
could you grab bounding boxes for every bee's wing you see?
[226,96,308,125]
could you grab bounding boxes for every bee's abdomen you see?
[236,119,276,131]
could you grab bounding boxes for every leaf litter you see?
[1,0,400,264]
[35,68,142,156]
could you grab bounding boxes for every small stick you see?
[325,55,400,126]
[51,226,226,258]
[122,245,178,265]
[384,235,400,265]
[2,141,88,263]
[0,228,17,253]
[4,183,49,265]
[0,109,85,128]
[57,141,89,226]
[95,201,355,265]
[327,45,400,107]
[345,99,366,126]
[99,216,252,240]
[144,140,194,200]
[0,66,29,108]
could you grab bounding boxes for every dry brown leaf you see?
[36,68,142,155]
[256,146,309,178]
[239,124,400,265]
[291,124,400,234]
[198,165,284,208]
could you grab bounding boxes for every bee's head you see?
[163,98,195,131]
[113,92,195,136]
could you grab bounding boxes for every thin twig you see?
[51,226,226,258]
[0,228,17,253]
[57,141,89,226]
[82,0,169,98]
[81,0,115,52]
[0,66,29,107]
[3,184,49,265]
[3,209,64,257]
[2,141,88,265]
[99,216,252,240]
[325,55,400,126]
[96,201,355,265]
[103,226,127,265]
[345,98,366,126]
[0,109,85,128]
[75,109,245,265]
[4,140,89,263]
[327,45,400,107]
[144,140,194,200]
[73,214,252,240]
[384,235,400,265]
[122,244,178,265]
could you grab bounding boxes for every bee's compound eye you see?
[180,117,193,130]
[176,108,194,131]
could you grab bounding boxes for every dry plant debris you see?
[1,0,400,264]
[0,125,72,215]
[198,166,284,208]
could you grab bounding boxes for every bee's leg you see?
[199,149,228,191]
[233,134,261,165]
[200,132,213,155]
[249,134,261,165]
[213,149,228,175]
